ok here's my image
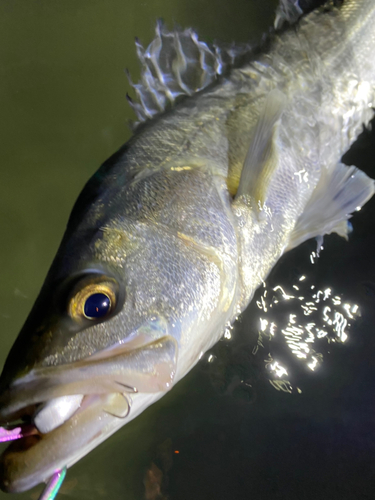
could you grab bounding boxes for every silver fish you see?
[1,0,374,494]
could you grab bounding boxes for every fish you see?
[1,0,375,496]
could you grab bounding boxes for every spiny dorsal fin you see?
[127,2,335,126]
[274,1,338,29]
[127,21,251,128]
[275,0,304,28]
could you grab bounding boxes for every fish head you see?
[0,151,225,492]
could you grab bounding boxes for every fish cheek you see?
[1,269,127,387]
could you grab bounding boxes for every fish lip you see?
[0,393,82,492]
[0,391,164,494]
[0,392,93,454]
[0,436,42,493]
[0,393,112,493]
[0,335,149,424]
[0,334,177,492]
[0,352,126,491]
[0,348,126,491]
[0,332,176,424]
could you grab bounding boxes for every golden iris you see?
[68,276,118,321]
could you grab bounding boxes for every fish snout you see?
[0,335,178,492]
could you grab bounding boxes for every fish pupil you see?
[84,293,111,319]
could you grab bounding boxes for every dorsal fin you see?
[274,0,334,29]
[127,21,251,128]
[128,2,334,126]
[275,0,304,28]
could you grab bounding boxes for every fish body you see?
[1,0,375,493]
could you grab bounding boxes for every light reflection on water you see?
[1,0,375,499]
[256,264,360,391]
[205,247,362,396]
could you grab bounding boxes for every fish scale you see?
[0,0,375,496]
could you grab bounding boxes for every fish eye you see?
[84,293,111,319]
[68,276,118,322]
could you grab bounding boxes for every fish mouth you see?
[0,392,134,493]
[0,335,177,493]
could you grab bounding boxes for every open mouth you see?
[0,391,125,444]
[1,393,87,443]
[0,415,68,499]
[0,391,133,494]
[0,335,177,493]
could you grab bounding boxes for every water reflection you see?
[255,252,360,390]
[204,247,362,399]
[1,0,375,499]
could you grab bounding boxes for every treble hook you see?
[103,393,132,419]
[115,381,138,393]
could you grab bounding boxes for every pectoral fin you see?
[286,162,375,251]
[235,89,286,204]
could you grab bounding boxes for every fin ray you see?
[235,89,287,203]
[127,21,251,127]
[274,0,331,29]
[287,162,375,251]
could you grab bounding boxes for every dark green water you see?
[1,1,375,499]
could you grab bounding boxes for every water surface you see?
[1,1,375,499]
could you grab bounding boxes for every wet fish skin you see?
[1,0,375,493]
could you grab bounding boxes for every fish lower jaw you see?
[0,392,131,493]
[0,390,165,493]
[0,392,97,440]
